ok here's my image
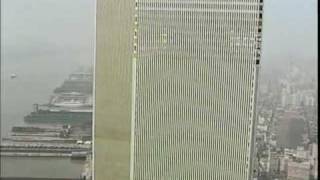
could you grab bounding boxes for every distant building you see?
[310,143,318,179]
[257,124,268,132]
[270,139,277,147]
[281,85,316,108]
[287,160,310,180]
[280,156,289,173]
[258,116,266,124]
[284,148,296,157]
[313,160,318,180]
[296,146,309,161]
[307,109,318,143]
[281,146,313,180]
[267,151,281,175]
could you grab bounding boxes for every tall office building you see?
[95,0,263,180]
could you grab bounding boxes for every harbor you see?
[1,69,93,180]
[24,72,93,124]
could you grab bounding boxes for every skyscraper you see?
[95,0,263,180]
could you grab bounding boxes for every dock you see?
[0,142,91,158]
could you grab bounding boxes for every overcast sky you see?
[262,0,317,74]
[1,0,317,74]
[1,0,95,67]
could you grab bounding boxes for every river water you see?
[1,1,95,178]
[1,59,92,179]
[1,59,88,136]
[1,156,85,179]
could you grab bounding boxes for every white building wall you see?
[132,1,264,180]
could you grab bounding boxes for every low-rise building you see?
[310,143,318,179]
[287,160,310,180]
[296,146,309,161]
[268,151,281,176]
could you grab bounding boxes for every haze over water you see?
[1,1,95,178]
[1,0,95,136]
[1,59,88,136]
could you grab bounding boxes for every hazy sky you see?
[1,0,317,74]
[1,0,95,67]
[262,0,317,74]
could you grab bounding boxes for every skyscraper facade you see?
[95,0,263,180]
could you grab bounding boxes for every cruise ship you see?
[24,70,93,124]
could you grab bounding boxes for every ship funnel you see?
[33,104,39,112]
